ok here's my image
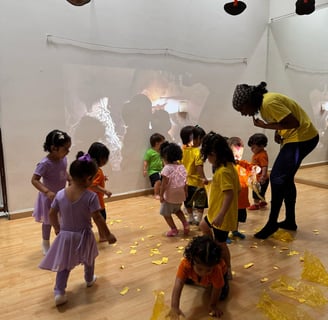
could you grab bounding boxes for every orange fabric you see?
[251,150,269,181]
[236,161,252,209]
[176,258,227,289]
[89,168,105,209]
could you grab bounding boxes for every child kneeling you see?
[169,235,229,319]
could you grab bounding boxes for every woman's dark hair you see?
[192,125,206,141]
[87,142,110,165]
[160,141,183,163]
[248,133,268,147]
[43,130,71,152]
[201,131,235,167]
[150,133,165,147]
[70,152,98,180]
[250,81,268,113]
[180,125,194,145]
[184,235,222,267]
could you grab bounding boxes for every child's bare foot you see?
[107,233,117,244]
[154,195,160,200]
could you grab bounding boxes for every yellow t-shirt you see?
[181,146,204,187]
[207,163,240,232]
[261,93,318,145]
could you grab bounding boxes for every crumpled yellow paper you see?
[272,229,294,242]
[150,290,170,320]
[301,251,328,286]
[257,291,313,320]
[270,275,328,307]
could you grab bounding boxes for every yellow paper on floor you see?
[301,251,328,286]
[270,275,328,307]
[257,291,313,320]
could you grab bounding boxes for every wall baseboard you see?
[6,188,154,220]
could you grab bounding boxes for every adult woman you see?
[232,81,319,239]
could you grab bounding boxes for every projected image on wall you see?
[64,65,209,172]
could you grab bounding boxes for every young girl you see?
[39,153,117,306]
[181,125,209,226]
[199,132,240,280]
[169,235,227,319]
[159,141,190,237]
[31,130,71,255]
[87,142,112,242]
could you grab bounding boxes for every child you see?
[143,133,165,200]
[31,130,71,255]
[159,141,190,237]
[227,136,252,240]
[181,125,208,225]
[199,132,240,280]
[87,142,112,242]
[39,153,117,306]
[169,235,228,319]
[247,133,269,210]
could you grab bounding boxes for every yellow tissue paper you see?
[150,291,170,320]
[120,286,129,295]
[257,291,313,320]
[301,251,328,286]
[272,229,294,242]
[270,275,328,307]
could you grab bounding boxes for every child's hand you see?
[167,308,185,319]
[105,190,112,198]
[212,214,224,228]
[45,190,56,201]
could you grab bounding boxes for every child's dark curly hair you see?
[248,133,268,147]
[43,130,71,152]
[180,125,194,145]
[87,142,110,165]
[160,141,183,163]
[184,235,222,267]
[201,131,235,168]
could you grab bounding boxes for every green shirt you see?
[144,148,163,176]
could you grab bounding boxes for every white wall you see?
[0,0,326,215]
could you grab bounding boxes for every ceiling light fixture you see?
[295,0,315,15]
[66,0,91,6]
[224,0,247,16]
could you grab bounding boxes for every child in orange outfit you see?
[247,133,269,210]
[227,137,255,240]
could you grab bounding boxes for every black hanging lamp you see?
[224,0,247,16]
[295,0,315,15]
[66,0,91,6]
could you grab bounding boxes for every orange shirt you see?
[176,258,227,289]
[236,162,252,209]
[251,150,269,182]
[89,168,106,209]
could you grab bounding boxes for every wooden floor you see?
[0,165,327,320]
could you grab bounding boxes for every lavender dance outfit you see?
[33,157,68,224]
[39,189,101,295]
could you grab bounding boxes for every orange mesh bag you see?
[301,251,328,286]
[257,291,313,320]
[270,275,328,307]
